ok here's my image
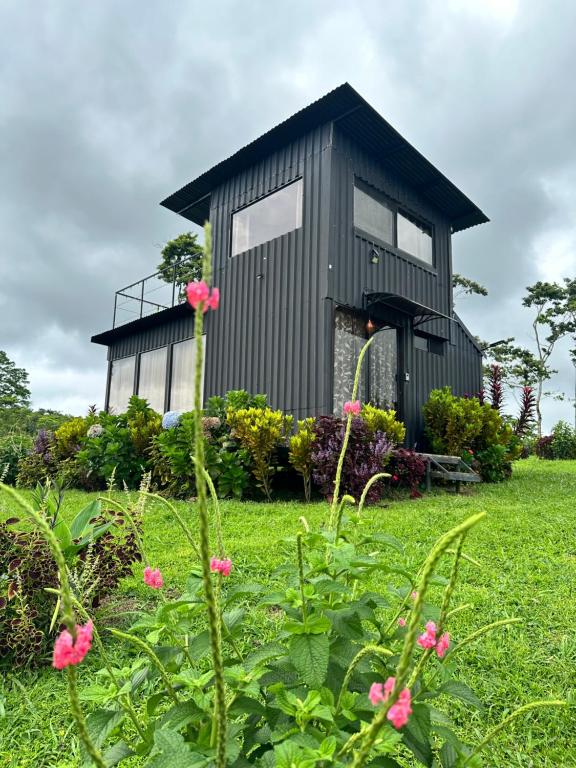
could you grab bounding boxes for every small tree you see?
[157,232,204,299]
[452,273,488,301]
[0,350,31,408]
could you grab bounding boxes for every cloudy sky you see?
[1,0,575,430]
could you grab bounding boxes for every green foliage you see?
[288,418,316,502]
[0,350,30,408]
[0,406,73,438]
[0,433,32,484]
[54,416,95,460]
[151,412,197,498]
[361,404,406,446]
[474,444,511,483]
[452,273,488,298]
[156,232,204,296]
[549,421,576,460]
[423,388,485,455]
[228,407,293,500]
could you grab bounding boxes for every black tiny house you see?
[92,83,488,446]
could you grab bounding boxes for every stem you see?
[462,701,567,765]
[328,337,374,529]
[357,473,389,518]
[108,628,179,705]
[193,223,227,768]
[100,496,148,566]
[335,495,355,540]
[296,534,308,626]
[336,644,393,714]
[191,458,224,558]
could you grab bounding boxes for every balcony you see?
[112,256,197,328]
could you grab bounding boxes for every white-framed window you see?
[138,347,167,413]
[108,356,136,414]
[170,337,205,411]
[231,178,303,257]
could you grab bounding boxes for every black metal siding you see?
[108,313,198,361]
[328,126,451,340]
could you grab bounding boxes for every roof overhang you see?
[91,303,191,347]
[363,291,454,328]
[161,83,489,233]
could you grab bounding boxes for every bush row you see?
[534,420,576,460]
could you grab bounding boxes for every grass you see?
[1,457,575,767]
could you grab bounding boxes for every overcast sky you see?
[1,0,575,430]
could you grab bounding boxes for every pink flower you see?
[398,617,407,627]
[343,400,361,416]
[369,676,412,729]
[53,621,93,670]
[206,287,220,311]
[436,632,450,659]
[210,557,232,577]
[143,566,163,589]
[387,688,412,729]
[392,474,399,482]
[417,621,437,649]
[411,591,418,600]
[186,280,210,309]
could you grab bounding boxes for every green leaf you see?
[102,740,134,767]
[146,730,203,768]
[70,499,101,539]
[438,681,484,711]
[157,701,203,731]
[402,703,432,766]
[289,633,329,688]
[85,708,126,750]
[223,608,245,637]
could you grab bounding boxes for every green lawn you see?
[1,458,575,767]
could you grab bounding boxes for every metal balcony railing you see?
[112,256,197,328]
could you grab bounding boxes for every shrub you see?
[288,418,316,502]
[150,411,197,497]
[0,433,32,485]
[311,415,392,503]
[54,416,94,460]
[475,444,512,482]
[227,407,293,500]
[16,430,59,487]
[535,435,554,459]
[423,388,485,455]
[550,421,576,460]
[361,403,406,446]
[387,448,427,497]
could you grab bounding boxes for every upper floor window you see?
[231,178,303,257]
[353,181,434,266]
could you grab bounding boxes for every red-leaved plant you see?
[0,224,568,767]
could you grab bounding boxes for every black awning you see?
[362,291,453,328]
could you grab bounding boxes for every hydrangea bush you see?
[0,224,567,767]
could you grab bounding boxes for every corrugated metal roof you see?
[160,83,488,233]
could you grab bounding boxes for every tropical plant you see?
[288,418,316,502]
[361,404,406,446]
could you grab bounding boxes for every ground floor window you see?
[170,337,205,411]
[138,347,168,413]
[333,309,398,414]
[108,355,136,414]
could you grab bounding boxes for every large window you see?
[108,356,135,414]
[333,309,398,414]
[354,185,394,245]
[138,347,167,413]
[397,211,433,265]
[231,178,303,257]
[169,338,205,411]
[353,182,434,266]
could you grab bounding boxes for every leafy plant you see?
[474,444,511,483]
[0,432,32,485]
[361,404,406,446]
[228,407,293,501]
[550,421,576,460]
[16,430,59,488]
[288,418,316,502]
[54,415,95,460]
[423,388,485,455]
[387,449,427,497]
[311,415,392,503]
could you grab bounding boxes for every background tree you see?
[157,232,203,299]
[522,280,576,437]
[452,273,488,301]
[0,350,31,408]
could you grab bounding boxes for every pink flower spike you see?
[411,591,418,600]
[343,400,361,416]
[436,632,450,659]
[220,558,232,577]
[398,617,407,628]
[143,566,163,589]
[206,287,220,311]
[52,621,93,670]
[387,688,412,729]
[417,621,437,650]
[369,682,385,706]
[186,280,210,310]
[210,557,219,573]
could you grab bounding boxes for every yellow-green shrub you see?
[361,404,406,446]
[288,418,315,502]
[54,417,93,459]
[227,407,293,501]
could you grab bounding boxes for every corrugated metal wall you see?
[108,312,198,361]
[202,123,334,416]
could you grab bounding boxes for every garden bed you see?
[1,458,575,767]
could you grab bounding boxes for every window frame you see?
[353,178,436,269]
[230,177,304,258]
